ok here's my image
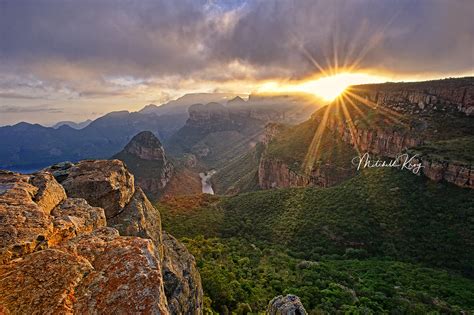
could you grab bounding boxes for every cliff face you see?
[259,78,474,190]
[258,158,353,189]
[343,78,474,189]
[113,131,174,198]
[0,160,203,314]
[350,77,474,116]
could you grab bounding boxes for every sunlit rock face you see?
[0,160,203,314]
[349,77,474,116]
[258,78,474,190]
[113,131,174,199]
[59,159,135,218]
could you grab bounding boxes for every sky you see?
[0,0,473,126]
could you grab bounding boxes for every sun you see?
[257,72,389,102]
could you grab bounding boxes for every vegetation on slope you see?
[219,168,474,273]
[410,136,474,164]
[182,237,474,314]
[158,168,474,313]
[212,143,264,194]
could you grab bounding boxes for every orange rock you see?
[61,160,135,218]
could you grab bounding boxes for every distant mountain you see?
[139,93,241,116]
[113,131,174,199]
[0,110,187,170]
[0,92,322,171]
[166,93,322,170]
[52,119,92,129]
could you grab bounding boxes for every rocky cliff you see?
[258,78,474,190]
[349,77,474,116]
[258,158,354,189]
[113,131,174,199]
[0,159,203,314]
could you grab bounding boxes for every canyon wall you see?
[258,78,474,190]
[350,77,474,116]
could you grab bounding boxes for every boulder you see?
[30,172,67,214]
[0,171,64,262]
[60,160,135,218]
[267,295,307,315]
[50,198,106,244]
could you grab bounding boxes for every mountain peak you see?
[227,96,246,106]
[125,131,163,151]
[113,131,174,197]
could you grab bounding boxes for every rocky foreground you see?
[0,159,304,314]
[0,159,202,314]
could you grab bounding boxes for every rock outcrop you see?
[409,156,474,189]
[162,232,203,315]
[0,160,203,314]
[258,158,353,189]
[113,131,174,198]
[349,77,474,116]
[60,159,135,218]
[108,187,164,258]
[267,295,307,315]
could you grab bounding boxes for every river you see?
[199,170,216,194]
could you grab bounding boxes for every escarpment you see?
[258,78,474,190]
[350,77,474,116]
[0,160,203,314]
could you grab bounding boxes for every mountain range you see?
[52,119,92,129]
[0,92,321,172]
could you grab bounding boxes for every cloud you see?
[0,105,64,113]
[0,92,39,99]
[0,0,472,105]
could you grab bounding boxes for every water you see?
[199,170,216,194]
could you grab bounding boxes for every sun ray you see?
[302,104,331,172]
[339,97,362,155]
[344,90,408,127]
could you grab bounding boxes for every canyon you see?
[257,77,474,190]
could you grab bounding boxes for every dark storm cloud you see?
[0,0,472,85]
